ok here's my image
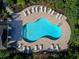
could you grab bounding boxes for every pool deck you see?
[17,5,71,51]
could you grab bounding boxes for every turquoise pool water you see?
[22,18,62,42]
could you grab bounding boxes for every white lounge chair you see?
[56,13,60,18]
[25,46,31,53]
[39,44,43,50]
[47,8,52,14]
[18,43,22,48]
[22,46,25,51]
[17,43,25,52]
[27,46,30,51]
[58,14,63,19]
[18,44,21,48]
[44,7,47,13]
[31,7,35,13]
[35,7,38,13]
[50,10,54,15]
[50,44,54,50]
[26,9,31,15]
[55,45,59,51]
[34,45,37,51]
[39,45,42,50]
[39,6,43,12]
[23,11,27,16]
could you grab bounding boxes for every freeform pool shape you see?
[22,18,62,42]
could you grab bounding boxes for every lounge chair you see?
[17,43,25,52]
[55,44,59,51]
[33,45,40,52]
[23,11,27,16]
[22,46,25,51]
[35,7,38,13]
[26,9,31,15]
[27,46,30,51]
[25,46,31,53]
[47,8,52,14]
[31,7,35,13]
[44,7,47,13]
[50,10,54,15]
[24,46,27,52]
[50,44,54,50]
[39,6,43,12]
[56,13,60,18]
[58,14,63,19]
[18,43,22,48]
[39,44,43,50]
[36,45,39,50]
[34,45,37,51]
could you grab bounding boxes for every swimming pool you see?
[22,18,62,42]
